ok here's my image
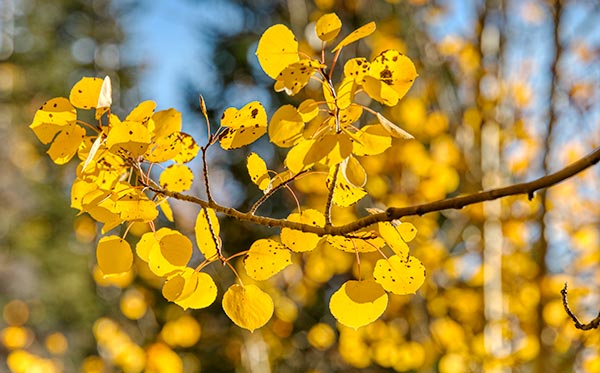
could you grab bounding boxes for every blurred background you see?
[1,0,600,371]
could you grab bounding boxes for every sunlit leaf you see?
[152,108,182,140]
[243,239,292,281]
[297,99,319,122]
[157,195,174,222]
[326,164,367,207]
[256,24,299,79]
[344,58,370,83]
[174,269,218,310]
[69,77,104,110]
[125,100,156,125]
[281,209,325,252]
[332,22,376,52]
[377,222,409,258]
[96,76,112,111]
[222,284,274,332]
[373,255,426,295]
[220,101,267,150]
[336,76,356,110]
[269,105,305,148]
[377,112,414,139]
[274,59,325,96]
[29,98,77,144]
[329,280,388,329]
[46,122,86,164]
[159,164,194,193]
[195,208,220,261]
[351,124,392,156]
[316,13,342,41]
[362,50,417,106]
[114,188,158,222]
[172,132,199,163]
[247,153,271,191]
[96,235,133,276]
[162,273,185,301]
[341,156,367,187]
[285,138,316,174]
[149,231,193,277]
[397,222,417,242]
[136,228,173,262]
[105,120,151,157]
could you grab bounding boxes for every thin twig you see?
[324,164,339,227]
[561,283,600,330]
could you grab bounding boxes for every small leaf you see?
[105,120,151,157]
[247,153,271,191]
[332,22,376,52]
[351,124,392,156]
[222,284,274,332]
[274,59,324,96]
[256,24,299,79]
[151,108,182,140]
[195,208,220,261]
[343,58,370,83]
[281,209,325,252]
[316,13,342,42]
[326,165,366,207]
[376,112,414,139]
[95,75,112,119]
[69,77,104,110]
[46,122,86,165]
[172,133,199,163]
[243,239,292,281]
[329,280,388,329]
[268,105,305,148]
[297,99,320,122]
[114,188,158,222]
[96,235,133,276]
[373,255,426,295]
[377,222,409,258]
[136,228,173,262]
[362,50,417,106]
[341,156,367,188]
[29,98,76,144]
[159,164,194,193]
[397,222,417,242]
[174,269,218,310]
[162,273,185,301]
[219,101,267,150]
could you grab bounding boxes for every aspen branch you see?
[561,283,600,330]
[147,145,600,236]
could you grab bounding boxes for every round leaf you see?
[222,284,274,332]
[316,13,342,42]
[329,280,388,329]
[373,255,426,295]
[243,239,292,281]
[96,235,133,276]
[256,24,299,79]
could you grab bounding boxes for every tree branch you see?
[561,283,600,330]
[147,145,600,236]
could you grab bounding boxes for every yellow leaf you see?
[69,77,104,110]
[329,280,388,329]
[397,222,417,242]
[341,156,367,187]
[297,99,320,122]
[312,133,353,167]
[46,122,86,164]
[96,235,133,276]
[157,196,174,222]
[285,137,316,174]
[162,273,185,301]
[274,59,324,96]
[96,76,112,112]
[362,50,417,106]
[247,153,271,191]
[344,58,370,83]
[256,24,299,79]
[105,120,151,157]
[195,208,220,261]
[222,284,274,331]
[332,22,376,52]
[172,132,199,163]
[268,105,305,148]
[373,255,426,295]
[316,13,342,41]
[114,188,158,222]
[243,239,292,281]
[125,100,156,124]
[151,108,182,140]
[351,124,392,156]
[159,164,194,193]
[135,228,172,262]
[174,269,218,310]
[377,222,409,258]
[148,230,192,277]
[326,164,366,207]
[281,209,324,252]
[29,98,77,144]
[220,101,267,150]
[376,112,414,139]
[336,76,356,110]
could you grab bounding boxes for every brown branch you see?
[148,145,600,236]
[561,283,600,331]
